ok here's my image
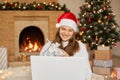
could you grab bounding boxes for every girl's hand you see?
[60,50,69,57]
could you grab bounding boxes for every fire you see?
[20,37,42,52]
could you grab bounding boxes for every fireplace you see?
[0,11,64,61]
[19,26,44,53]
[14,15,50,58]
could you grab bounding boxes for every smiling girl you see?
[39,12,92,80]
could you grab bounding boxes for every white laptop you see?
[30,56,87,80]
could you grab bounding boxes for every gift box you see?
[0,47,8,70]
[97,46,110,50]
[93,66,112,75]
[94,50,112,60]
[114,67,120,80]
[93,59,113,68]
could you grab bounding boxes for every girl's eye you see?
[61,27,66,31]
[68,29,73,32]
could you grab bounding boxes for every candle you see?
[19,53,27,61]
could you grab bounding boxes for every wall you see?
[58,0,82,18]
[110,0,120,56]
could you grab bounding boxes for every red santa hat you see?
[56,12,78,32]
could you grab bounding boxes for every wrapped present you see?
[94,50,112,60]
[93,66,112,75]
[39,41,68,56]
[97,46,110,50]
[93,59,113,68]
[0,47,8,70]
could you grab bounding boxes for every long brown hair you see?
[53,30,80,56]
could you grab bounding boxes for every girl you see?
[39,12,92,80]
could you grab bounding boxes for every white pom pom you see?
[56,23,60,28]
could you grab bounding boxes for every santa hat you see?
[56,12,78,32]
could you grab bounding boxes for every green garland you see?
[0,1,69,11]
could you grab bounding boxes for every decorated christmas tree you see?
[77,0,120,50]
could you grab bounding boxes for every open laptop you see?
[30,56,87,80]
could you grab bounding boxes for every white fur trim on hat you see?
[56,19,78,32]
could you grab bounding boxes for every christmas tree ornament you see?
[58,7,61,10]
[51,4,54,7]
[84,24,86,26]
[90,26,93,28]
[14,2,18,7]
[77,18,80,22]
[93,10,96,14]
[103,7,107,10]
[84,12,87,16]
[36,5,42,10]
[87,4,91,8]
[86,30,91,35]
[89,12,94,18]
[79,6,82,10]
[107,16,111,20]
[91,2,93,5]
[95,36,98,41]
[99,30,103,34]
[94,27,98,31]
[8,2,14,7]
[55,5,58,9]
[33,4,36,8]
[79,23,82,26]
[104,16,107,19]
[98,19,102,24]
[88,18,92,23]
[2,5,6,9]
[43,2,46,4]
[82,14,85,17]
[23,6,26,10]
[113,43,117,47]
[81,18,85,22]
[103,27,107,30]
[81,27,86,31]
[95,32,98,36]
[79,31,84,36]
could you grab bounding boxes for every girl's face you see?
[59,26,74,41]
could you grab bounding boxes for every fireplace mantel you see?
[0,11,64,61]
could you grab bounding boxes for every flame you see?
[20,37,42,52]
[111,70,117,78]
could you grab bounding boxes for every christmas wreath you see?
[0,1,69,11]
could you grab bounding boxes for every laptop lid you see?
[30,56,87,80]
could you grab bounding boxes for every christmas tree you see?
[78,0,120,50]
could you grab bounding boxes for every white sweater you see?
[73,41,92,80]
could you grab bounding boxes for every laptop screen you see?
[30,56,87,80]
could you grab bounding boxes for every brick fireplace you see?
[0,11,64,61]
